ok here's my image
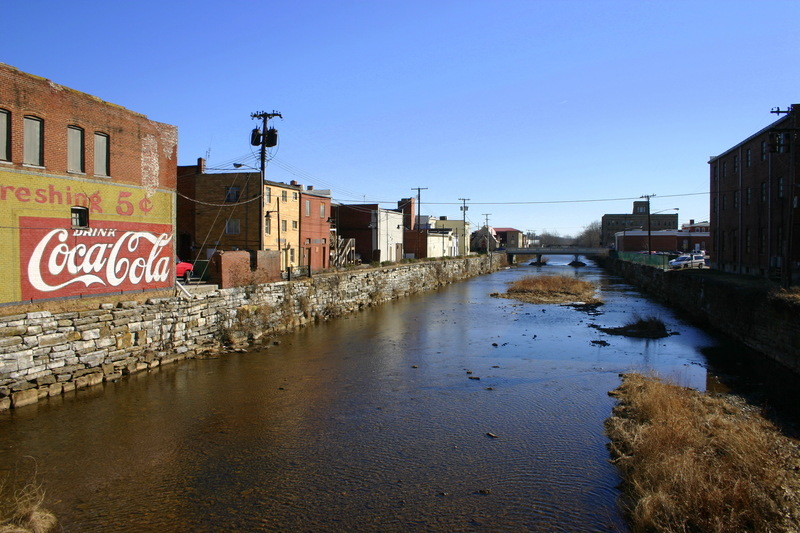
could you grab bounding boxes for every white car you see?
[668,253,706,270]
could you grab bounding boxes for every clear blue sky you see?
[5,0,799,236]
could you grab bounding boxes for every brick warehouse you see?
[709,104,800,284]
[0,63,178,306]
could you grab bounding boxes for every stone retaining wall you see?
[0,256,504,410]
[598,256,800,374]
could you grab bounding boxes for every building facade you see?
[709,105,800,284]
[614,229,709,253]
[299,188,332,273]
[0,63,177,305]
[601,201,679,248]
[431,217,470,256]
[177,158,263,260]
[177,159,303,272]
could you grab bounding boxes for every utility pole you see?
[459,197,470,255]
[482,213,491,252]
[641,194,655,254]
[412,187,428,258]
[251,111,282,263]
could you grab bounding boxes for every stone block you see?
[62,381,76,393]
[35,375,56,386]
[0,397,10,411]
[0,326,27,337]
[81,329,101,341]
[11,389,38,408]
[38,332,67,347]
[75,372,103,389]
[48,382,63,397]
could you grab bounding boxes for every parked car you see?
[668,253,706,270]
[175,259,194,282]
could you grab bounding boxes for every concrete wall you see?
[0,255,505,410]
[598,256,800,374]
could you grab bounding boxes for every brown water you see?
[0,258,729,531]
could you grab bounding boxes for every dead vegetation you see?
[491,274,601,305]
[769,287,800,309]
[606,373,800,533]
[0,463,57,533]
[592,315,669,339]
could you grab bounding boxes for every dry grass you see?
[0,463,57,533]
[606,373,800,533]
[769,287,800,308]
[492,274,601,305]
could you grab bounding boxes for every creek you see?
[0,257,775,531]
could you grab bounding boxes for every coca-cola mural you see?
[20,217,174,300]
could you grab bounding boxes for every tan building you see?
[264,179,302,270]
[432,217,471,256]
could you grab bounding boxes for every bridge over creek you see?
[502,247,610,263]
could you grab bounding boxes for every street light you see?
[647,207,679,254]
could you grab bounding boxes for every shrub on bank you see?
[0,466,57,533]
[606,373,800,533]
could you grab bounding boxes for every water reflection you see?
[0,257,776,531]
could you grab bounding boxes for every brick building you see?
[601,201,679,248]
[176,158,304,272]
[0,63,178,305]
[709,105,800,284]
[614,229,709,253]
[299,188,332,273]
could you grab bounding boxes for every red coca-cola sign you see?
[20,217,174,300]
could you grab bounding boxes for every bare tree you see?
[574,221,601,247]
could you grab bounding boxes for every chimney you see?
[307,185,314,191]
[197,157,206,173]
[690,219,695,225]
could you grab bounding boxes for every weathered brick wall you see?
[599,257,800,374]
[0,255,504,410]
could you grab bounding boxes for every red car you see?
[175,259,194,283]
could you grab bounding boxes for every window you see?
[745,229,751,253]
[94,133,109,176]
[289,248,295,262]
[264,187,271,204]
[292,192,298,200]
[281,220,287,231]
[733,190,739,209]
[292,220,298,230]
[71,206,89,228]
[67,126,85,173]
[722,162,727,177]
[778,177,784,199]
[225,219,240,234]
[746,148,752,167]
[24,116,43,166]
[733,155,738,173]
[225,186,241,202]
[0,109,9,161]
[761,140,767,161]
[281,190,287,202]
[761,182,767,202]
[746,187,752,205]
[320,204,326,218]
[265,217,271,235]
[305,199,311,217]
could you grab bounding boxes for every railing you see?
[611,251,678,269]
